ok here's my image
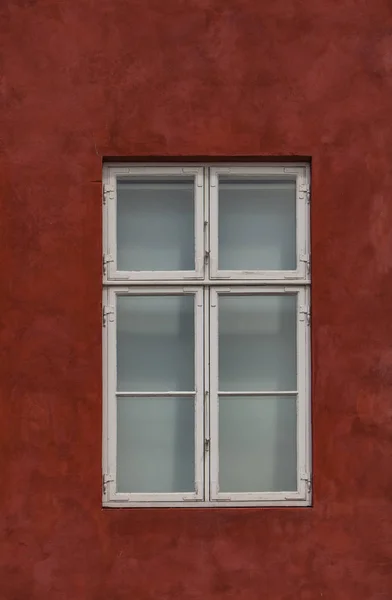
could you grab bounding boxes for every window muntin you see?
[103,164,311,507]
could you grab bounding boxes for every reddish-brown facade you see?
[2,1,392,598]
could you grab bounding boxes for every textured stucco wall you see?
[1,1,392,598]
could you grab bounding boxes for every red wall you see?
[2,1,392,598]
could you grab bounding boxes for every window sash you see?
[103,287,205,502]
[103,166,205,280]
[209,286,310,502]
[209,166,310,280]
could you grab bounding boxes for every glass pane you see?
[117,295,194,392]
[219,294,296,391]
[117,178,195,271]
[218,178,296,270]
[117,396,195,493]
[219,395,297,492]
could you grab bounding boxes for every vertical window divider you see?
[203,286,211,501]
[195,288,205,500]
[209,287,219,500]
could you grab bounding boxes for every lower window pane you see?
[218,395,297,493]
[117,396,195,494]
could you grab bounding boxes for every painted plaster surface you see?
[1,1,392,598]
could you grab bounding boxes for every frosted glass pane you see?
[117,295,194,391]
[219,295,296,391]
[218,179,296,270]
[117,396,195,493]
[117,178,195,271]
[219,395,297,492]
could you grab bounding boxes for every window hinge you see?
[103,473,114,494]
[204,438,210,453]
[103,305,115,326]
[103,254,114,275]
[300,253,310,274]
[299,183,310,203]
[103,184,115,204]
[299,304,310,324]
[300,471,312,493]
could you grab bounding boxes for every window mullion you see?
[209,288,219,499]
[296,286,311,499]
[203,286,211,501]
[194,288,205,499]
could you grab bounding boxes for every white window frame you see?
[103,163,311,508]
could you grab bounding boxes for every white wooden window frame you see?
[103,165,204,281]
[103,163,311,508]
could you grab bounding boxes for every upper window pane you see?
[117,295,195,392]
[117,177,195,272]
[219,294,297,391]
[218,178,296,271]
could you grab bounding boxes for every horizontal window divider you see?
[112,493,202,502]
[218,390,298,396]
[104,499,310,508]
[103,279,311,287]
[213,491,304,501]
[116,391,196,397]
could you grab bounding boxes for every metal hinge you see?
[103,305,115,326]
[103,254,114,276]
[299,304,310,324]
[300,471,312,493]
[300,253,310,274]
[103,473,115,494]
[103,184,115,204]
[299,183,310,203]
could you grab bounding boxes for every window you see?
[103,164,311,507]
